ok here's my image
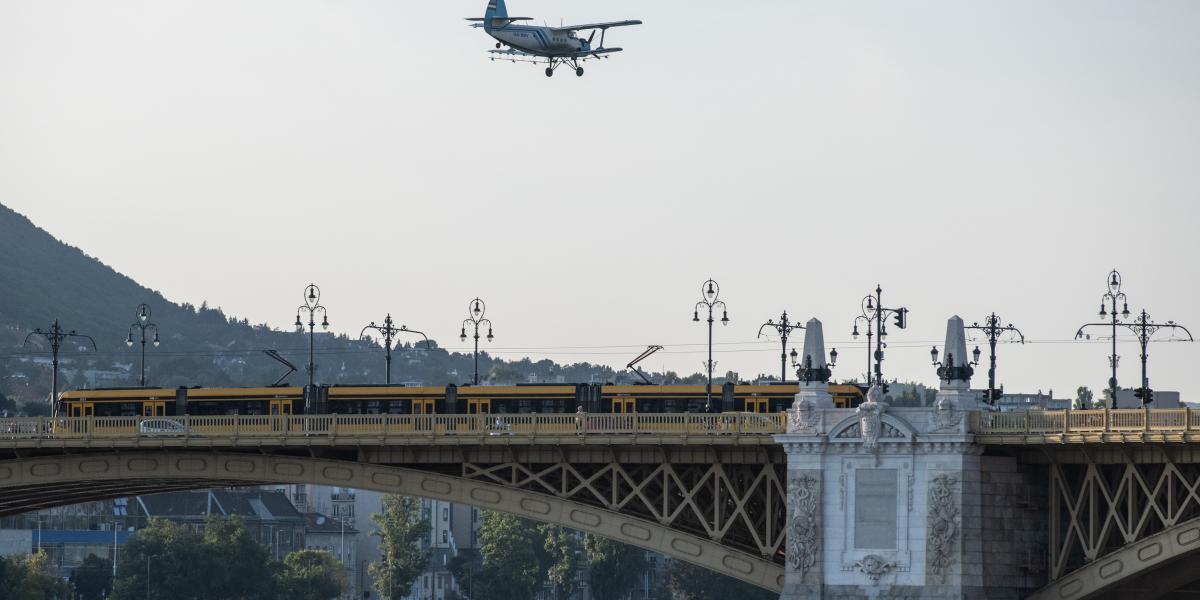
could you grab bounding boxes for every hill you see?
[0,203,620,407]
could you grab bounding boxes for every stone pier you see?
[775,317,1042,599]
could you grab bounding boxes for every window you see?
[442,530,448,543]
[442,508,448,522]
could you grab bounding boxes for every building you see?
[1114,389,1181,408]
[989,390,1069,411]
[303,512,359,599]
[136,489,306,559]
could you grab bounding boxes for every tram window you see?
[367,401,381,415]
[519,399,530,413]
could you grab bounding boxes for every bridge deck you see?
[0,413,784,450]
[973,408,1200,444]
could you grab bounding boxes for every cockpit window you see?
[568,31,577,38]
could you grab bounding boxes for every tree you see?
[666,560,775,600]
[369,495,430,599]
[201,515,276,600]
[73,553,113,600]
[584,535,646,600]
[0,552,73,600]
[276,549,346,600]
[541,525,583,600]
[466,512,550,600]
[111,516,275,600]
[1075,386,1095,409]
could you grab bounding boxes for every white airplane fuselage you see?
[490,25,591,57]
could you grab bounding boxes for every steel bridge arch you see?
[0,452,783,591]
[1032,515,1200,600]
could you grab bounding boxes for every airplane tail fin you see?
[483,0,508,32]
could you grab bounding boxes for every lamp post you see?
[295,284,329,388]
[460,298,493,385]
[791,346,838,382]
[965,313,1024,405]
[851,286,907,389]
[851,310,874,386]
[1074,270,1130,406]
[24,321,96,416]
[757,311,804,381]
[930,344,980,382]
[692,279,729,412]
[361,315,431,385]
[1113,310,1191,404]
[125,304,160,387]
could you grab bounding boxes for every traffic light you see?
[893,308,908,329]
[1133,388,1144,401]
[1144,389,1154,404]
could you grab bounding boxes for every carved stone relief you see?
[931,394,964,432]
[787,396,821,434]
[853,554,896,582]
[786,471,820,577]
[926,473,961,584]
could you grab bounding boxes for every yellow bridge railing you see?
[0,412,787,441]
[973,408,1200,436]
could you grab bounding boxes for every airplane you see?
[467,0,641,77]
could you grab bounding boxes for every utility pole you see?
[295,284,329,388]
[125,303,160,387]
[24,320,96,416]
[757,311,804,381]
[361,314,431,384]
[459,298,493,385]
[692,279,729,412]
[965,313,1025,405]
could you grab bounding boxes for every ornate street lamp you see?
[758,311,805,381]
[965,313,1024,405]
[791,346,838,383]
[693,279,729,412]
[930,344,979,382]
[851,285,907,391]
[125,303,161,387]
[295,284,329,388]
[1074,270,1131,406]
[361,314,431,385]
[460,298,494,385]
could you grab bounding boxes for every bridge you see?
[0,412,790,591]
[7,308,1200,600]
[6,406,1200,598]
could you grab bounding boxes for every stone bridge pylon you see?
[775,317,1042,600]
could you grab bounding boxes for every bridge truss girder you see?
[0,450,785,590]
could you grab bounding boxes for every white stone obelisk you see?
[935,315,982,410]
[793,318,833,409]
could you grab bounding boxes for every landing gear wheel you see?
[575,67,584,77]
[545,67,554,77]
[496,42,502,49]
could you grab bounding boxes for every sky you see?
[1,0,1198,400]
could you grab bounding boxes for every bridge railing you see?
[973,408,1198,435]
[0,412,787,441]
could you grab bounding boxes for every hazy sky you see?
[2,0,1198,399]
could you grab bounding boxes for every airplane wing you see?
[489,47,537,57]
[551,20,642,32]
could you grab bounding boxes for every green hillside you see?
[0,203,619,407]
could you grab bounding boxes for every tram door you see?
[143,401,166,417]
[466,399,491,415]
[69,402,95,417]
[612,397,637,414]
[412,399,436,415]
[744,397,769,413]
